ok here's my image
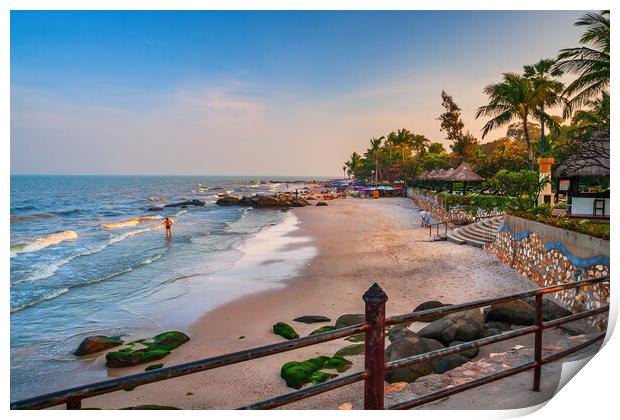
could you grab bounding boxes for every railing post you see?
[363,283,388,410]
[532,293,543,391]
[66,397,82,410]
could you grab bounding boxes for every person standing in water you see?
[163,217,174,238]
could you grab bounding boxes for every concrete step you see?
[447,216,504,249]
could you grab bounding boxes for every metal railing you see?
[11,276,609,410]
[427,221,448,238]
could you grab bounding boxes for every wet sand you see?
[88,197,548,409]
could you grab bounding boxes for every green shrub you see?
[509,211,609,240]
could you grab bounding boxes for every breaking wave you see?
[10,231,78,255]
[101,216,162,229]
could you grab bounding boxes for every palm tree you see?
[569,92,610,140]
[523,59,564,153]
[391,128,414,164]
[342,165,347,179]
[410,134,430,156]
[367,136,385,183]
[554,11,610,118]
[475,73,561,167]
[345,152,362,179]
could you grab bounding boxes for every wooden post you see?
[66,397,82,410]
[532,294,543,391]
[363,283,388,410]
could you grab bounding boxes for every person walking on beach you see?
[425,211,431,227]
[420,210,427,227]
[163,217,174,238]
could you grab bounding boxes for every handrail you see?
[11,276,609,410]
[11,324,367,410]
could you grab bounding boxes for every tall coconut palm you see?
[476,73,561,168]
[342,165,347,179]
[554,11,610,118]
[410,134,430,156]
[391,128,414,164]
[523,58,565,153]
[345,152,362,179]
[367,136,385,183]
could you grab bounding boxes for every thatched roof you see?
[451,163,484,182]
[555,129,610,177]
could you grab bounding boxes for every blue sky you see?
[11,10,585,176]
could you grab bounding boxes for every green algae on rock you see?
[106,331,190,368]
[345,332,365,342]
[272,322,299,340]
[280,355,352,389]
[145,363,164,371]
[334,343,365,357]
[309,325,336,335]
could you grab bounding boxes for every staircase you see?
[447,216,504,248]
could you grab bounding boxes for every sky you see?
[10,10,586,176]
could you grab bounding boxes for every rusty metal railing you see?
[10,276,608,410]
[427,221,448,238]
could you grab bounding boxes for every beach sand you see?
[87,197,573,410]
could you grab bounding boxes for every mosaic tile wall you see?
[486,223,610,330]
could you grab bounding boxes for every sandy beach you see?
[87,197,573,409]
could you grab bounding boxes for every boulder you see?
[449,340,479,359]
[273,322,299,340]
[215,196,241,206]
[486,300,535,325]
[413,301,451,322]
[147,206,163,212]
[280,355,351,389]
[316,201,329,206]
[417,309,484,345]
[524,297,573,321]
[384,335,441,383]
[431,354,470,374]
[483,320,513,337]
[345,333,365,342]
[120,405,180,410]
[106,331,190,368]
[335,314,365,328]
[388,327,418,343]
[334,344,364,357]
[293,315,331,324]
[164,200,205,208]
[145,363,164,371]
[74,335,124,356]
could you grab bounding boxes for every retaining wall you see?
[486,214,610,329]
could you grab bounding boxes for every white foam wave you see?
[11,288,69,313]
[10,231,78,255]
[101,215,162,230]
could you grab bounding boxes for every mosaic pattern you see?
[487,228,609,330]
[409,191,502,227]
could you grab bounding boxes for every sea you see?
[10,175,321,401]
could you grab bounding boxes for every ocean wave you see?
[109,224,165,244]
[11,287,69,313]
[101,215,162,229]
[12,253,164,313]
[53,209,81,217]
[10,231,78,255]
[10,213,56,223]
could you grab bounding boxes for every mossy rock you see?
[145,363,164,371]
[120,405,180,410]
[280,355,352,389]
[74,335,124,356]
[293,315,331,324]
[273,322,299,340]
[309,325,336,335]
[345,332,365,342]
[334,343,364,357]
[106,331,190,368]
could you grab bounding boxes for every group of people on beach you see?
[420,210,431,227]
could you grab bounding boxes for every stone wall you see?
[486,215,609,329]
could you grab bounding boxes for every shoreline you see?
[87,197,546,409]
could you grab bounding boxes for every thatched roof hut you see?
[555,129,610,177]
[451,162,484,182]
